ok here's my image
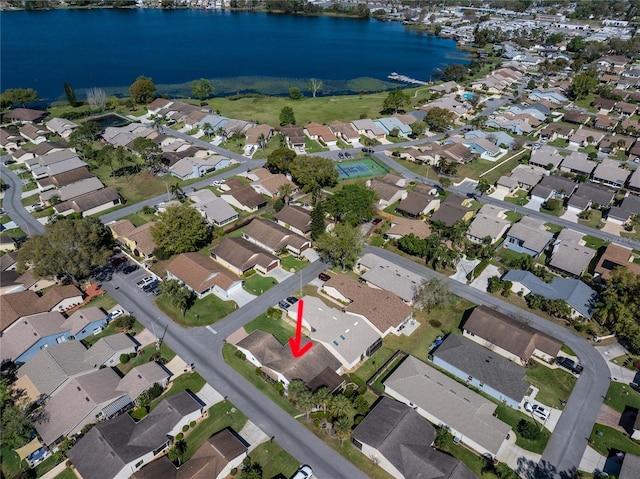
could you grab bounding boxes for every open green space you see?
[223,343,298,415]
[525,362,577,410]
[604,382,640,413]
[53,469,78,479]
[243,274,277,295]
[156,293,237,327]
[183,400,248,461]
[495,405,550,454]
[247,441,300,479]
[280,254,308,272]
[589,423,640,457]
[0,444,22,479]
[244,313,296,345]
[116,342,176,375]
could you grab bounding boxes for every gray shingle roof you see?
[549,241,594,277]
[432,334,530,403]
[502,270,598,319]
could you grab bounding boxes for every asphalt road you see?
[101,260,369,479]
[364,246,610,477]
[0,160,45,235]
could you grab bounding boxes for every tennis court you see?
[336,158,390,179]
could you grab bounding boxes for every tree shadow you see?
[516,457,577,479]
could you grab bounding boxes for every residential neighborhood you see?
[3,2,640,479]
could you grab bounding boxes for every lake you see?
[0,9,469,102]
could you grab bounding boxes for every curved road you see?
[0,161,44,235]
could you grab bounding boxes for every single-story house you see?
[169,156,232,180]
[356,253,425,304]
[304,122,338,146]
[466,212,511,245]
[368,179,407,209]
[607,196,640,226]
[41,176,105,203]
[37,167,95,192]
[220,183,268,212]
[384,217,432,240]
[188,190,239,227]
[18,124,48,144]
[54,187,121,217]
[429,193,474,227]
[165,252,243,300]
[529,145,562,170]
[109,220,157,259]
[329,121,360,144]
[280,126,306,153]
[568,183,615,210]
[0,128,23,151]
[68,392,205,479]
[619,453,640,479]
[462,305,562,366]
[549,230,595,278]
[530,175,577,202]
[61,307,109,341]
[594,243,640,280]
[502,270,598,320]
[559,151,596,177]
[351,397,476,479]
[373,117,411,137]
[430,334,530,409]
[210,237,280,276]
[242,218,310,256]
[504,217,553,257]
[384,355,511,460]
[591,159,630,188]
[236,329,344,390]
[509,165,544,191]
[568,128,605,148]
[34,368,132,446]
[322,274,414,337]
[628,168,640,194]
[45,118,78,139]
[116,362,172,405]
[246,169,298,199]
[351,119,386,140]
[395,191,440,218]
[85,333,139,368]
[273,205,312,237]
[4,108,47,124]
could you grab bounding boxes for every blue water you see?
[462,92,474,99]
[0,9,469,102]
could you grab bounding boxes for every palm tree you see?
[278,183,293,205]
[476,179,491,196]
[329,394,352,418]
[297,390,315,422]
[313,387,331,413]
[202,122,213,138]
[287,379,308,403]
[169,439,187,466]
[333,416,353,447]
[170,182,184,199]
[152,116,163,132]
[257,133,267,151]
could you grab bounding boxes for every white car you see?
[212,180,224,186]
[291,465,313,479]
[109,309,124,320]
[136,276,155,288]
[524,402,549,421]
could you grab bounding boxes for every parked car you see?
[143,280,160,292]
[344,152,352,158]
[524,402,550,421]
[31,202,45,210]
[318,272,331,282]
[556,357,584,374]
[291,465,313,479]
[122,264,139,275]
[212,180,223,186]
[136,276,155,288]
[286,296,298,305]
[4,159,16,165]
[372,217,383,225]
[109,309,124,320]
[278,300,291,310]
[338,152,344,159]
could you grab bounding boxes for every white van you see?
[291,465,313,479]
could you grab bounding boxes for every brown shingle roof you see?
[228,185,267,209]
[4,108,46,123]
[595,244,640,280]
[166,253,239,294]
[324,274,412,334]
[463,306,562,362]
[273,205,312,234]
[210,237,279,273]
[243,218,309,252]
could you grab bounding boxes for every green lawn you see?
[578,209,604,229]
[223,343,298,415]
[156,294,237,327]
[53,469,77,479]
[120,210,158,227]
[540,203,565,217]
[589,423,640,457]
[495,405,550,453]
[183,400,248,461]
[247,441,300,479]
[544,222,564,234]
[525,362,577,410]
[439,441,499,479]
[305,137,329,153]
[352,346,397,386]
[480,152,529,185]
[34,454,64,477]
[116,342,176,375]
[82,319,145,347]
[243,274,277,295]
[80,294,118,315]
[280,254,309,272]
[503,190,528,207]
[547,138,569,148]
[583,235,608,250]
[504,211,523,223]
[150,372,206,412]
[561,344,576,356]
[244,313,296,345]
[604,382,640,413]
[0,444,23,479]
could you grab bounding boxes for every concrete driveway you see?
[595,343,640,384]
[524,197,543,211]
[560,209,580,223]
[228,288,256,307]
[268,267,293,282]
[449,256,480,283]
[470,264,501,292]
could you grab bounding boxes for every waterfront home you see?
[45,118,78,139]
[329,120,359,144]
[304,122,338,146]
[351,119,386,140]
[4,108,47,124]
[280,125,306,153]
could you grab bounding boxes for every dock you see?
[388,72,428,86]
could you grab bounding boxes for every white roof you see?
[357,253,425,303]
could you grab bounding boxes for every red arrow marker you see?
[289,298,313,358]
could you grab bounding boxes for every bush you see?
[274,198,285,212]
[516,419,539,440]
[266,307,281,319]
[175,432,183,441]
[234,349,246,360]
[120,354,130,364]
[273,381,285,396]
[190,421,196,428]
[153,246,172,260]
[114,314,135,331]
[141,205,155,215]
[129,352,137,359]
[429,319,443,328]
[182,424,189,433]
[243,269,256,279]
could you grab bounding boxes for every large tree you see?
[265,147,297,174]
[308,78,323,98]
[132,136,162,166]
[569,70,598,100]
[440,63,468,82]
[129,76,157,104]
[424,107,455,132]
[0,379,37,449]
[310,203,326,241]
[0,88,39,109]
[383,89,411,114]
[315,222,364,271]
[279,106,296,126]
[191,78,213,100]
[324,183,377,226]
[289,155,338,197]
[151,204,211,255]
[413,278,451,312]
[17,217,113,282]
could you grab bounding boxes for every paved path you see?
[595,344,640,385]
[363,246,610,478]
[0,160,45,235]
[101,259,368,479]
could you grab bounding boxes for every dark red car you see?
[318,272,331,282]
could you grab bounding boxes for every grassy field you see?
[280,254,308,272]
[116,342,176,375]
[244,313,297,345]
[248,441,300,479]
[183,400,248,461]
[155,294,237,327]
[53,469,77,479]
[80,293,118,315]
[503,190,528,206]
[525,362,577,410]
[243,274,277,295]
[81,318,144,347]
[223,343,298,415]
[495,404,550,454]
[604,382,640,413]
[589,423,640,457]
